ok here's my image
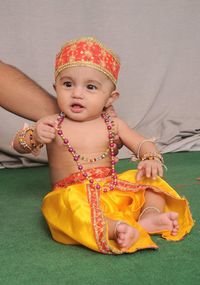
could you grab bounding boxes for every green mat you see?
[0,152,200,285]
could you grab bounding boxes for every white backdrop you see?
[1,0,200,167]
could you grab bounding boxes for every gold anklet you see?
[138,206,161,221]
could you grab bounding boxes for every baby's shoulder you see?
[113,117,137,137]
[111,116,128,132]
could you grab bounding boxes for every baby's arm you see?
[12,116,56,155]
[116,118,163,181]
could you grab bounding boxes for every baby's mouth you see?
[70,103,84,113]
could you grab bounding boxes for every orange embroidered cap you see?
[55,37,120,85]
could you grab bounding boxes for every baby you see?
[13,37,193,254]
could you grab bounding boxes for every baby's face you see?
[55,66,116,122]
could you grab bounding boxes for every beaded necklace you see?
[79,148,109,163]
[56,112,118,192]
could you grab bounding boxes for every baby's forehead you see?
[58,66,111,82]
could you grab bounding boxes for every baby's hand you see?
[136,159,163,181]
[34,118,56,144]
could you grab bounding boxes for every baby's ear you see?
[105,90,120,108]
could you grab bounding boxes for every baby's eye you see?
[87,84,97,90]
[63,81,72,88]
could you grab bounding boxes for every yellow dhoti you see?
[42,167,194,254]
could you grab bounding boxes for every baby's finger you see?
[113,143,119,156]
[151,165,158,180]
[43,125,56,134]
[114,135,123,150]
[137,161,144,170]
[41,130,56,140]
[136,168,145,181]
[144,164,152,178]
[41,119,56,128]
[158,163,164,177]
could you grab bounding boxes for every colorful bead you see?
[96,184,101,189]
[58,130,62,135]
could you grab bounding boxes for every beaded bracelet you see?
[29,128,43,151]
[18,128,33,152]
[141,152,164,164]
[18,127,43,154]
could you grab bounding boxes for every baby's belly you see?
[49,156,111,185]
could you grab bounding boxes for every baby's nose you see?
[72,87,84,98]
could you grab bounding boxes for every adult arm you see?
[0,60,59,121]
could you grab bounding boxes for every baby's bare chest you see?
[56,119,109,153]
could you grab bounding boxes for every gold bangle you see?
[136,138,156,159]
[141,152,164,164]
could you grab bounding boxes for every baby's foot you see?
[139,212,179,236]
[115,221,139,250]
